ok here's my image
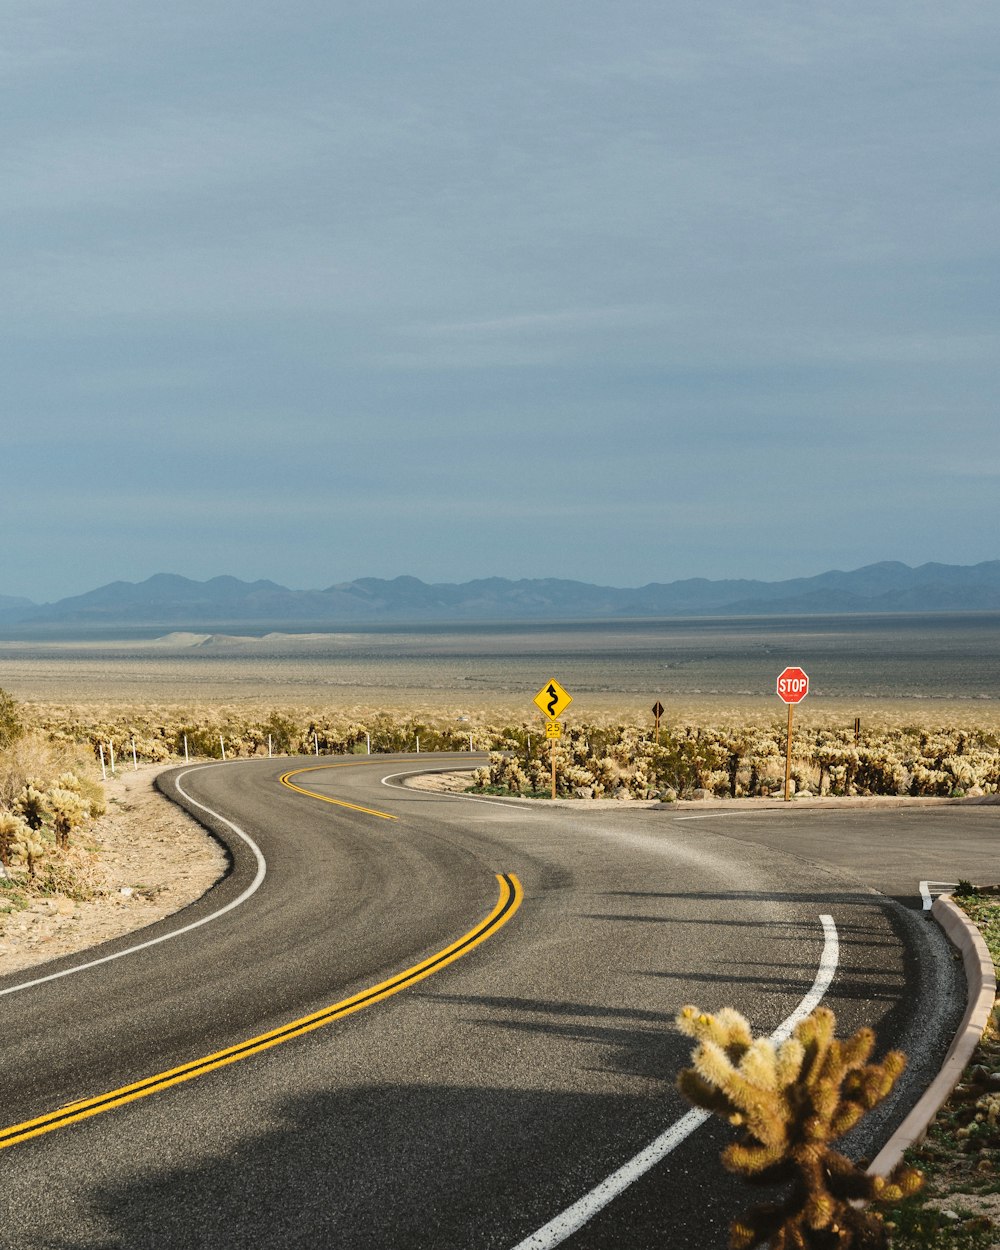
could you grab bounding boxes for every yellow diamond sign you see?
[533,678,572,720]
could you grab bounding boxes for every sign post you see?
[533,679,573,800]
[776,667,809,802]
[652,700,664,741]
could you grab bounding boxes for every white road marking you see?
[510,913,839,1250]
[0,764,267,998]
[673,811,767,820]
[379,767,526,810]
[919,880,959,911]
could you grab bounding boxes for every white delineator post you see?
[314,733,319,757]
[268,734,273,758]
[220,736,226,761]
[183,734,189,764]
[366,733,371,755]
[109,741,116,776]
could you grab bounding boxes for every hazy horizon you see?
[6,556,1000,607]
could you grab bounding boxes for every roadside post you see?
[533,679,573,800]
[776,667,809,801]
[652,700,664,742]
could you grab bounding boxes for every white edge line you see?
[0,764,267,998]
[379,767,523,810]
[673,812,758,821]
[510,913,839,1250]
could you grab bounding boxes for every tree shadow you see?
[10,1082,752,1250]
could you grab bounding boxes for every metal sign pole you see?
[784,703,794,802]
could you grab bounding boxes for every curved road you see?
[0,754,992,1249]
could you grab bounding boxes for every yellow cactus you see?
[676,1004,922,1249]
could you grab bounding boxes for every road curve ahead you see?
[0,755,979,1249]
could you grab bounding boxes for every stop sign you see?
[776,667,809,704]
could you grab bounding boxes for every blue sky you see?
[3,1,998,602]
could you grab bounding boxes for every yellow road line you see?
[0,872,522,1151]
[280,762,400,820]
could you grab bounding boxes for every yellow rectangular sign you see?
[545,721,562,740]
[533,678,572,720]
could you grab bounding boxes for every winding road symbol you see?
[533,678,572,720]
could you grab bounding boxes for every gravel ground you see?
[0,764,228,977]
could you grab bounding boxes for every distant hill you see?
[0,593,34,613]
[2,561,1000,634]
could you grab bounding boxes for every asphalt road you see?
[0,755,993,1249]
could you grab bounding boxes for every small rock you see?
[942,1210,961,1222]
[119,886,134,897]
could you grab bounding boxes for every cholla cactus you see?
[14,783,48,831]
[48,787,88,848]
[676,1005,922,1249]
[12,830,46,877]
[0,812,29,867]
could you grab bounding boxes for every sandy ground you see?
[0,764,228,978]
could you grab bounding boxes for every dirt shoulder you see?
[0,764,227,978]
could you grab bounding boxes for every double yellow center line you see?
[280,762,400,819]
[0,761,522,1151]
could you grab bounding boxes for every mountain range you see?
[2,561,1000,635]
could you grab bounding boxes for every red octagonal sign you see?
[776,666,809,704]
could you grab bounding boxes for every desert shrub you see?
[13,784,47,831]
[648,729,726,797]
[12,830,45,878]
[0,812,28,868]
[172,726,224,759]
[0,688,23,749]
[11,702,1000,801]
[48,787,88,848]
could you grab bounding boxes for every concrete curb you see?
[868,894,997,1177]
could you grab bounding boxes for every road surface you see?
[0,755,991,1248]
